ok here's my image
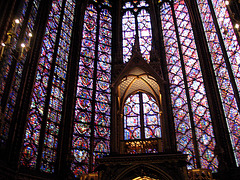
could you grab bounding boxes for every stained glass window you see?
[160,0,217,171]
[124,92,161,140]
[20,0,76,173]
[0,0,40,145]
[71,1,112,177]
[1,0,240,177]
[122,0,152,63]
[197,0,240,167]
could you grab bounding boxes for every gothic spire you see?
[132,33,142,56]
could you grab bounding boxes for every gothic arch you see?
[115,163,174,180]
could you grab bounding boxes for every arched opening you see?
[122,91,162,154]
[132,177,158,180]
[124,92,161,140]
[114,164,174,180]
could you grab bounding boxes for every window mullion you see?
[139,92,145,139]
[134,9,139,37]
[89,3,100,173]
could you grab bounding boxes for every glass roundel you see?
[124,92,161,140]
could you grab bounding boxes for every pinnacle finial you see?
[150,46,158,62]
[132,33,141,54]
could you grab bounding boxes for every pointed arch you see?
[122,0,152,63]
[115,164,174,180]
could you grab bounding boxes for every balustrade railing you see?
[120,138,163,154]
[188,168,213,180]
